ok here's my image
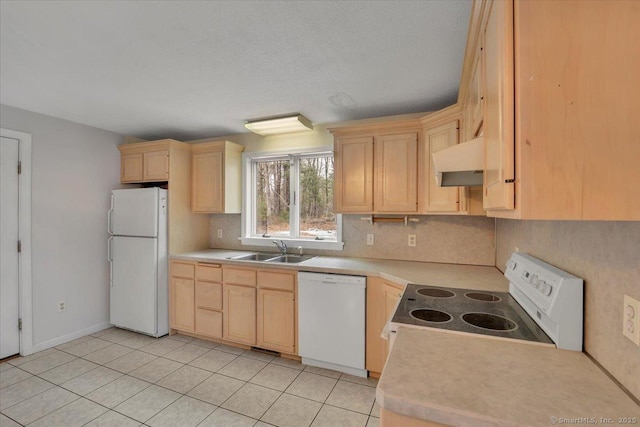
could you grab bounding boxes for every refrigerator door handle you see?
[107,193,114,235]
[108,236,114,287]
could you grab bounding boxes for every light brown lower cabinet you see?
[257,288,295,354]
[366,277,404,376]
[380,408,448,427]
[223,284,256,345]
[195,281,223,338]
[170,277,195,332]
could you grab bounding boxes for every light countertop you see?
[170,249,508,291]
[377,327,640,427]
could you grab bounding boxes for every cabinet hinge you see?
[505,179,515,183]
[18,318,22,331]
[17,240,21,253]
[17,161,22,175]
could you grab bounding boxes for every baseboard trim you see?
[29,322,112,354]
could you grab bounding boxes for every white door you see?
[1,136,20,358]
[110,236,158,335]
[110,188,158,237]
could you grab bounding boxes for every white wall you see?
[1,104,122,350]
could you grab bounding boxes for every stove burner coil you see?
[416,288,455,298]
[410,309,452,323]
[464,292,501,302]
[461,312,517,331]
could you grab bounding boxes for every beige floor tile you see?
[370,401,380,417]
[188,338,220,349]
[218,356,267,381]
[303,365,342,379]
[17,351,76,375]
[163,343,210,364]
[105,350,157,373]
[249,364,300,391]
[86,375,151,408]
[0,376,54,410]
[91,327,116,337]
[118,334,158,350]
[139,337,184,356]
[147,395,215,427]
[270,357,305,371]
[169,334,195,343]
[221,383,281,419]
[0,413,21,427]
[311,405,368,427]
[261,393,322,427]
[84,410,142,427]
[55,335,93,350]
[62,338,112,357]
[0,362,14,371]
[7,348,58,366]
[0,366,32,389]
[114,384,180,422]
[38,358,99,385]
[29,397,107,427]
[214,343,246,355]
[340,373,379,388]
[367,416,380,427]
[285,372,338,402]
[128,357,183,383]
[99,329,138,343]
[2,386,78,425]
[61,366,123,396]
[187,373,245,406]
[255,422,275,427]
[156,365,211,394]
[242,350,276,363]
[325,381,376,414]
[199,407,257,427]
[189,349,237,372]
[83,344,134,365]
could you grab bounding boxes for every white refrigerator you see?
[108,187,168,337]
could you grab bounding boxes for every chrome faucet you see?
[273,240,287,256]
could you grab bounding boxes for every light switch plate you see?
[623,294,640,346]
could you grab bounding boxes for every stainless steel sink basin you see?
[228,253,279,261]
[266,255,316,263]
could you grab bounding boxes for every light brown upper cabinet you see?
[459,0,640,220]
[330,120,420,214]
[191,141,244,214]
[118,140,172,183]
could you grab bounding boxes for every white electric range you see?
[389,252,584,351]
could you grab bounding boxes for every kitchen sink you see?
[227,253,315,263]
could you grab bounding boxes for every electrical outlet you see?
[58,301,65,313]
[408,234,416,247]
[366,234,374,246]
[623,295,640,346]
[217,229,223,238]
[514,247,519,253]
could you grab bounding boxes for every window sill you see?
[239,237,344,251]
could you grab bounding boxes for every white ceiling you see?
[0,1,471,140]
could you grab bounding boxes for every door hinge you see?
[17,240,22,253]
[17,161,22,175]
[18,318,22,331]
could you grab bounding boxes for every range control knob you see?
[510,260,518,270]
[545,284,553,296]
[530,274,538,285]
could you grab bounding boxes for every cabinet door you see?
[483,0,515,210]
[223,284,256,345]
[192,151,224,213]
[143,150,169,181]
[334,136,374,213]
[383,283,403,358]
[375,133,418,212]
[196,281,222,311]
[195,308,222,339]
[170,278,195,332]
[257,289,295,354]
[465,45,484,141]
[121,153,143,183]
[426,121,460,212]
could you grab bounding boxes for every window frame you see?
[240,146,344,251]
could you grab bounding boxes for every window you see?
[241,147,343,250]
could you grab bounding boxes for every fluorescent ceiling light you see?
[245,114,313,136]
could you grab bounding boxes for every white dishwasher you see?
[297,272,366,377]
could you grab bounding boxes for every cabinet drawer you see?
[196,264,222,282]
[196,281,222,311]
[257,271,295,291]
[195,308,222,339]
[223,268,257,286]
[171,262,195,279]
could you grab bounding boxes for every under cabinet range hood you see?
[432,137,484,187]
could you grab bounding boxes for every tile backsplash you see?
[496,219,640,399]
[209,214,496,266]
